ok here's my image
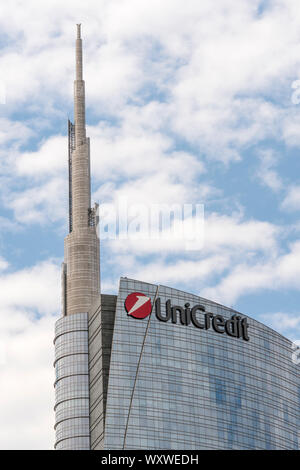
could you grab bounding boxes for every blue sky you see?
[1,0,300,449]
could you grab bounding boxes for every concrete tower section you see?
[62,24,100,316]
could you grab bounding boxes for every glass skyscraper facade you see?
[104,278,300,449]
[54,277,300,450]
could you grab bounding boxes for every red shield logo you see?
[125,292,152,319]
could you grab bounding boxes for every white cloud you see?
[0,260,60,316]
[0,215,21,232]
[0,315,55,449]
[261,311,300,331]
[0,118,32,147]
[281,185,300,212]
[5,177,67,225]
[204,213,279,253]
[202,240,300,305]
[282,108,300,148]
[104,211,279,258]
[0,259,60,449]
[0,257,9,272]
[130,255,231,287]
[15,135,66,178]
[256,149,283,192]
[259,311,300,343]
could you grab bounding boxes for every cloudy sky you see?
[1,0,300,449]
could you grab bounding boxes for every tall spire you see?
[62,24,100,316]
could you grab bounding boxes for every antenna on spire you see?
[75,23,83,81]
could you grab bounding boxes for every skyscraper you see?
[54,26,300,451]
[54,24,101,450]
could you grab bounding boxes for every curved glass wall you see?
[104,278,300,450]
[54,312,90,450]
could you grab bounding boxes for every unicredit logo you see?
[125,292,152,319]
[125,293,250,341]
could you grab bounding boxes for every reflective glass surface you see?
[54,312,90,450]
[104,278,300,450]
